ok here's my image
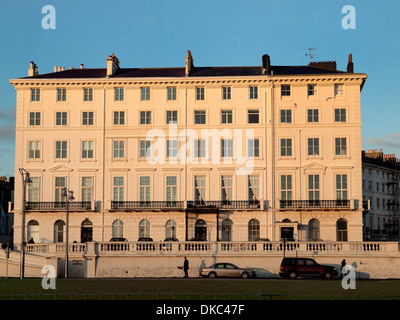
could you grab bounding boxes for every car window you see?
[215,264,225,269]
[297,259,305,266]
[306,259,316,266]
[225,264,236,269]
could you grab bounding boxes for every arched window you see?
[27,220,39,243]
[336,219,348,241]
[165,220,177,240]
[112,220,124,239]
[248,219,260,241]
[221,219,233,241]
[308,218,320,241]
[54,220,65,243]
[139,219,150,239]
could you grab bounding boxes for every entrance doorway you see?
[194,219,207,241]
[81,219,93,243]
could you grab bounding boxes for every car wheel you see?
[241,272,249,279]
[208,272,217,279]
[323,271,332,280]
[288,271,297,279]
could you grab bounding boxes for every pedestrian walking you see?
[183,257,189,278]
[341,259,346,278]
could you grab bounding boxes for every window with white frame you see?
[280,138,292,157]
[194,139,206,158]
[31,88,40,102]
[140,140,151,158]
[29,112,41,126]
[55,141,68,159]
[81,177,93,202]
[167,87,177,101]
[113,140,125,159]
[247,139,260,158]
[307,138,319,156]
[165,220,177,239]
[221,139,232,158]
[166,110,178,124]
[307,109,319,123]
[281,175,292,201]
[222,86,231,100]
[57,88,67,101]
[195,87,205,100]
[55,177,66,202]
[334,108,346,122]
[28,141,40,159]
[280,109,292,123]
[167,140,177,158]
[140,111,151,125]
[139,219,150,238]
[249,86,258,99]
[28,177,40,202]
[335,137,347,156]
[281,84,291,97]
[308,175,320,201]
[334,84,344,96]
[114,87,124,101]
[221,110,233,124]
[82,111,94,125]
[248,175,259,201]
[56,111,67,126]
[336,174,348,200]
[248,109,259,124]
[83,88,93,101]
[140,176,151,202]
[81,140,94,159]
[194,110,206,124]
[112,220,124,238]
[194,175,206,201]
[113,111,125,125]
[141,87,151,101]
[307,84,317,96]
[166,176,177,202]
[113,177,124,201]
[221,175,233,201]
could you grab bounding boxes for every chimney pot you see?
[347,53,354,73]
[107,53,119,77]
[80,63,84,69]
[28,61,38,77]
[54,66,57,72]
[262,54,271,75]
[185,50,194,77]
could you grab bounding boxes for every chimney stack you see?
[347,53,354,73]
[107,53,120,77]
[28,61,39,77]
[80,64,84,69]
[262,54,271,75]
[185,50,194,77]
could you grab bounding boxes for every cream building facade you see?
[10,51,367,247]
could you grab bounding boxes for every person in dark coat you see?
[341,259,347,278]
[183,257,189,278]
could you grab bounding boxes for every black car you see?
[110,237,128,242]
[279,257,338,279]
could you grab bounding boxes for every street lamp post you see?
[61,187,74,279]
[19,168,32,279]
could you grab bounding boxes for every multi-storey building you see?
[10,51,367,247]
[362,149,400,241]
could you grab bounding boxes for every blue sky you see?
[0,0,399,176]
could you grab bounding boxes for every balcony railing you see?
[111,201,185,211]
[279,200,351,211]
[26,201,92,211]
[187,200,261,210]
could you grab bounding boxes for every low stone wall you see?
[1,241,400,279]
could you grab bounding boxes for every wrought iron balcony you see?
[279,200,351,211]
[26,201,92,211]
[187,200,261,210]
[111,201,185,211]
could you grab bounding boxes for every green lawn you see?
[0,278,399,300]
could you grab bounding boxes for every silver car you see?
[200,262,256,279]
